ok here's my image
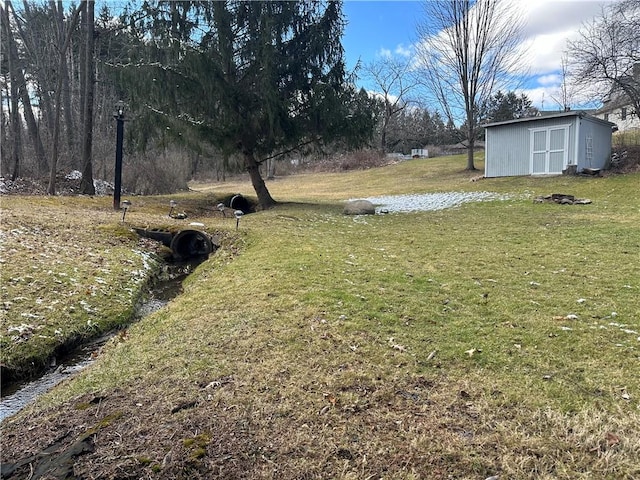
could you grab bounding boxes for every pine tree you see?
[117,0,369,208]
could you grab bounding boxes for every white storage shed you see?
[484,111,616,177]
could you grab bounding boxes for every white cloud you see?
[519,80,603,111]
[394,44,412,58]
[377,44,412,60]
[372,0,619,110]
[377,47,392,59]
[515,1,620,108]
[411,0,609,77]
[537,74,562,86]
[517,0,615,74]
[520,0,610,38]
[515,30,576,75]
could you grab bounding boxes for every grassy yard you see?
[1,155,639,479]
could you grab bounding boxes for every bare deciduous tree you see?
[47,1,84,195]
[1,2,23,179]
[362,56,418,153]
[79,0,96,195]
[550,54,580,112]
[415,0,526,170]
[1,0,49,175]
[567,0,640,119]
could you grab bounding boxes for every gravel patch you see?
[352,191,513,214]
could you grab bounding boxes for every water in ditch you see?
[0,262,194,422]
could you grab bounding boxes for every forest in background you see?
[1,1,542,198]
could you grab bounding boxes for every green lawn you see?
[1,155,639,479]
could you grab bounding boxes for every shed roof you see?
[483,110,616,129]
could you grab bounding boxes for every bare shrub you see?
[123,147,191,195]
[609,145,640,174]
[337,149,390,170]
[613,129,640,147]
[294,149,390,173]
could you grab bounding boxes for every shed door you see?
[530,125,569,174]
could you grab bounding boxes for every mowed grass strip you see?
[1,155,639,479]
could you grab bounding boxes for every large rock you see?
[343,199,376,215]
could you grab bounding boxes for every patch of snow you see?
[351,191,513,214]
[65,170,82,180]
[93,178,114,196]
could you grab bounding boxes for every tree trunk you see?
[48,2,85,194]
[79,0,96,195]
[266,158,275,180]
[466,124,477,171]
[1,3,23,180]
[21,2,56,152]
[9,80,22,182]
[78,1,87,169]
[381,123,387,153]
[56,0,76,168]
[3,1,48,174]
[244,151,276,209]
[20,84,48,174]
[466,144,476,171]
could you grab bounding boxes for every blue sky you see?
[341,0,617,111]
[343,1,424,69]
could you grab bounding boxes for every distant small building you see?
[484,111,615,177]
[410,148,429,158]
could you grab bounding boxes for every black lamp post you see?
[113,101,125,211]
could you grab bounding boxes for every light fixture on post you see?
[121,200,132,222]
[113,100,125,211]
[217,203,226,217]
[169,200,177,217]
[234,210,244,230]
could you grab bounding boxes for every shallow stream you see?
[0,263,193,422]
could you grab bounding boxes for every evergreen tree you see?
[480,91,538,124]
[118,0,370,209]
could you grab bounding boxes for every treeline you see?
[2,2,114,190]
[1,1,538,198]
[373,90,538,155]
[1,1,372,198]
[1,2,211,194]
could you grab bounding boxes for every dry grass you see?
[0,196,162,382]
[1,155,639,479]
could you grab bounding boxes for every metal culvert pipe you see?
[132,227,174,247]
[230,194,251,213]
[169,230,213,261]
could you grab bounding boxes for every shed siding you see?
[485,124,530,177]
[576,117,612,171]
[485,117,578,177]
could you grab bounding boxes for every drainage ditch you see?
[0,232,213,422]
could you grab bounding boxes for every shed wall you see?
[485,125,530,177]
[576,118,612,171]
[485,116,579,177]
